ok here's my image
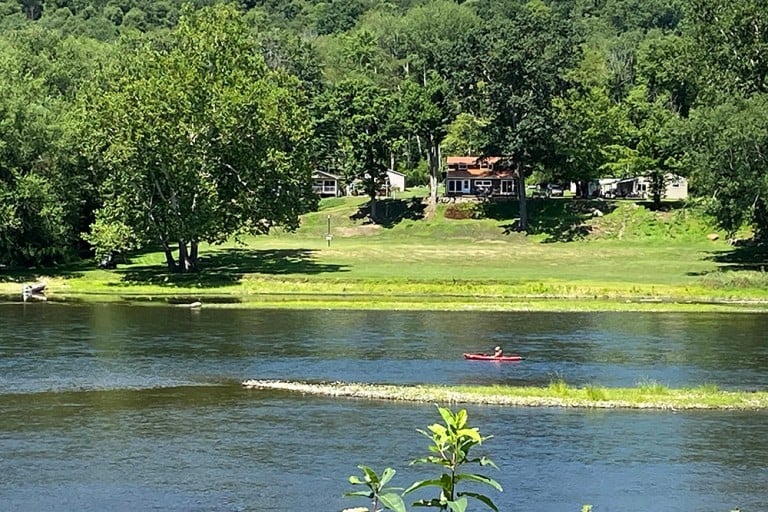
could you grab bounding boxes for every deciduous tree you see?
[83,5,316,272]
[445,3,581,229]
[685,94,768,238]
[318,78,397,221]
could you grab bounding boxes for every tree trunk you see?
[427,133,440,205]
[754,198,768,241]
[178,241,189,273]
[177,240,198,273]
[190,241,198,271]
[517,165,528,231]
[650,171,664,209]
[162,241,177,273]
[21,0,42,20]
[369,194,378,222]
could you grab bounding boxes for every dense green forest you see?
[0,0,766,271]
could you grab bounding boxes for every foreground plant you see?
[404,406,502,511]
[344,465,406,512]
[343,406,501,512]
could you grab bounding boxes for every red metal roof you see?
[446,156,501,166]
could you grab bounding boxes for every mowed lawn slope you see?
[3,194,768,310]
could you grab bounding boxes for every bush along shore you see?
[241,379,768,410]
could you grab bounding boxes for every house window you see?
[458,163,467,170]
[501,180,514,194]
[313,179,336,194]
[447,180,470,193]
[474,179,492,196]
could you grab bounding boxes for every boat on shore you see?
[22,282,46,295]
[463,353,523,362]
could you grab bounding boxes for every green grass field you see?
[3,194,768,311]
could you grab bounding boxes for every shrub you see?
[444,202,478,220]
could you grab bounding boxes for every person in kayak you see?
[493,346,503,357]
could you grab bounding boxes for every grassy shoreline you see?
[3,276,768,312]
[241,379,768,410]
[3,197,768,312]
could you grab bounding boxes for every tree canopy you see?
[82,4,316,272]
[2,0,768,268]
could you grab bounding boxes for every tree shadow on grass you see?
[117,248,348,288]
[0,263,88,283]
[351,197,426,228]
[632,200,686,212]
[690,243,768,276]
[485,199,617,242]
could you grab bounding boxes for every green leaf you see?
[360,465,380,485]
[343,490,373,498]
[456,427,482,443]
[379,492,407,512]
[403,478,444,495]
[479,456,499,469]
[454,409,468,429]
[446,496,468,512]
[455,473,503,491]
[380,467,396,486]
[437,405,456,426]
[459,491,500,512]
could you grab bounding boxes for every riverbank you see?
[242,379,768,410]
[3,198,768,312]
[3,272,768,312]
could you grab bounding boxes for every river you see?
[1,303,767,511]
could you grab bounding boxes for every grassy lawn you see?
[3,195,768,311]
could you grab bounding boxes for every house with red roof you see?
[444,156,517,198]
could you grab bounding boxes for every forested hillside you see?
[1,0,766,270]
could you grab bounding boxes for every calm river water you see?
[1,303,767,511]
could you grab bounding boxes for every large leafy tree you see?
[680,0,768,234]
[441,113,490,159]
[685,0,768,99]
[552,45,628,196]
[685,94,768,238]
[396,73,449,205]
[318,78,397,221]
[83,4,316,272]
[340,0,480,205]
[605,86,680,206]
[0,28,105,266]
[445,3,581,230]
[554,85,627,197]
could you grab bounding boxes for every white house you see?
[386,169,406,193]
[312,170,341,197]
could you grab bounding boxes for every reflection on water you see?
[1,304,767,511]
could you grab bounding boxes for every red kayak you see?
[463,353,523,362]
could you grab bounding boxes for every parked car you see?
[547,184,564,197]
